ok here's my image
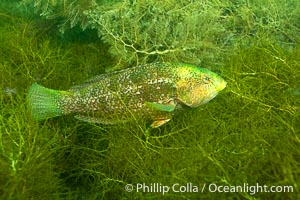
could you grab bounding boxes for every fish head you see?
[176,65,227,108]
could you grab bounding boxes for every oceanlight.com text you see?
[124,182,294,195]
[208,183,294,195]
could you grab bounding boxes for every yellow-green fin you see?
[151,119,171,128]
[27,83,69,120]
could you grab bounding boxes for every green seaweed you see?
[1,1,300,200]
[21,0,300,69]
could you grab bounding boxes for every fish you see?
[27,62,227,128]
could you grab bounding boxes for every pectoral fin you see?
[145,101,176,112]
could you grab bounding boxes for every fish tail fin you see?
[27,83,71,120]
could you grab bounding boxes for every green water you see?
[0,0,299,199]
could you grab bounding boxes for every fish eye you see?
[202,75,211,84]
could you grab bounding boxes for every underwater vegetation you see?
[22,0,300,68]
[0,0,299,199]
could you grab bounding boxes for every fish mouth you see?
[206,79,226,103]
[216,79,227,92]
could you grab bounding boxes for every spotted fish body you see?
[28,63,226,128]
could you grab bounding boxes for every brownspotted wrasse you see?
[27,63,227,128]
